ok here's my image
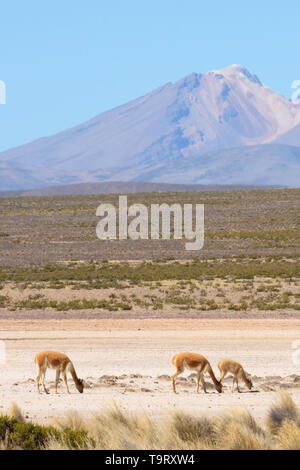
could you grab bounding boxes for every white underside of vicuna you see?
[40,358,73,373]
[183,360,209,373]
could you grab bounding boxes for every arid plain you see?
[1,319,300,425]
[0,188,299,425]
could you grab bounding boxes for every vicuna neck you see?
[69,362,80,386]
[207,364,220,387]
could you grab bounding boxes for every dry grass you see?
[214,407,271,450]
[0,188,299,318]
[1,272,299,317]
[43,392,300,450]
[1,188,299,268]
[2,391,299,450]
[9,402,25,422]
[266,390,300,435]
[276,420,300,450]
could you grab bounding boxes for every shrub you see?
[0,415,90,450]
[266,390,300,435]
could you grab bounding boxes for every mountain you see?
[1,64,300,190]
[1,144,298,191]
[0,182,269,198]
[0,160,93,191]
[137,144,300,187]
[275,124,300,147]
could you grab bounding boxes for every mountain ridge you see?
[0,181,280,198]
[1,64,300,190]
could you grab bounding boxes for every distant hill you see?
[0,144,298,193]
[0,64,299,190]
[0,181,273,197]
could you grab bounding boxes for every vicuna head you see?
[76,378,84,394]
[216,381,223,393]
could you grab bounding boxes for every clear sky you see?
[0,0,299,152]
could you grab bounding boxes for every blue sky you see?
[0,0,299,152]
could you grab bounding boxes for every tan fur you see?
[171,352,222,394]
[34,351,84,395]
[218,358,253,392]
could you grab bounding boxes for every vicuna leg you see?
[42,368,49,394]
[200,373,207,393]
[219,371,227,384]
[196,372,201,393]
[232,376,236,392]
[55,369,61,394]
[171,367,183,394]
[36,369,42,394]
[196,372,207,393]
[236,375,240,393]
[63,372,70,394]
[232,375,240,393]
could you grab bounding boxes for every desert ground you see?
[1,318,300,426]
[0,189,299,429]
[1,189,299,266]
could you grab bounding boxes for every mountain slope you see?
[133,144,300,187]
[0,161,92,191]
[0,64,300,190]
[0,182,266,197]
[275,123,300,147]
[1,144,299,191]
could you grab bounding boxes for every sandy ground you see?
[0,319,300,425]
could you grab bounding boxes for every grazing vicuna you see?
[171,352,223,394]
[34,351,84,395]
[218,358,253,392]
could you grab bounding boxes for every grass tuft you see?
[266,390,300,435]
[1,393,300,450]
